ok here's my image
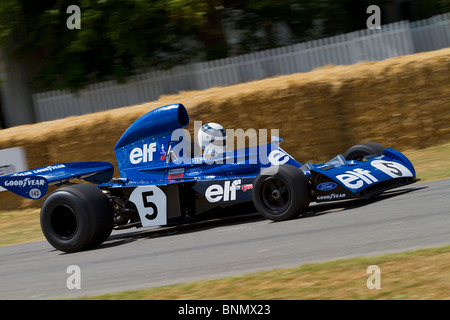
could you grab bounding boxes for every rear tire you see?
[343,142,385,161]
[40,184,113,253]
[253,165,310,222]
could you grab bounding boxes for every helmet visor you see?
[210,136,226,147]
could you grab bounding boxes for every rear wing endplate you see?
[0,161,114,199]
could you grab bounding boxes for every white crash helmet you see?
[198,122,227,155]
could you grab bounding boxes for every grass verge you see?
[79,245,450,300]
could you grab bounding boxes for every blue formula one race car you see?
[0,103,417,252]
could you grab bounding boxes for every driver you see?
[197,122,227,159]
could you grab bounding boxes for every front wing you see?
[307,148,416,202]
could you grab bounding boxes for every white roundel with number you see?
[129,185,167,227]
[371,160,413,178]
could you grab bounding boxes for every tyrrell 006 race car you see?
[0,103,416,252]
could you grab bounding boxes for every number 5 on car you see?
[129,186,167,227]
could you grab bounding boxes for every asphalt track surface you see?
[1,179,449,299]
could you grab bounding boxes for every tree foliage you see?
[0,0,448,91]
[1,0,200,90]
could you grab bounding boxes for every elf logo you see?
[268,149,289,166]
[205,180,241,203]
[129,143,157,164]
[336,168,378,189]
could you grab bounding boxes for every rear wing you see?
[0,161,114,199]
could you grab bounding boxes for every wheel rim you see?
[50,205,78,239]
[260,177,290,214]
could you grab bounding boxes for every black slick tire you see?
[40,184,113,253]
[252,165,310,222]
[343,142,386,161]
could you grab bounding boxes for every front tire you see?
[40,184,113,253]
[253,165,310,222]
[343,142,385,161]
